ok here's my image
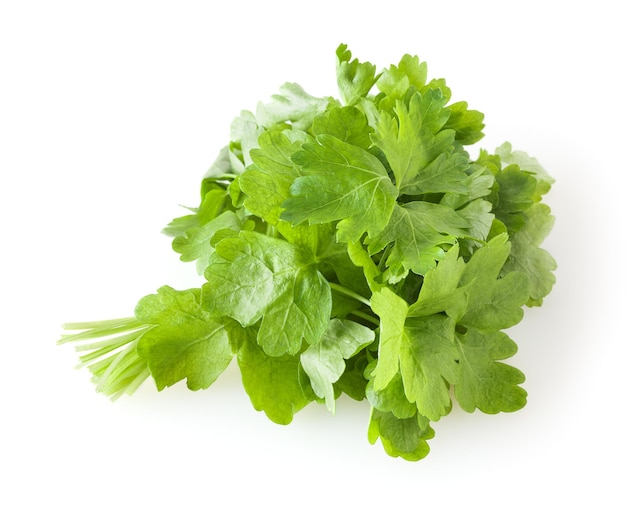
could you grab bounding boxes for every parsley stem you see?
[329,282,371,307]
[349,309,379,326]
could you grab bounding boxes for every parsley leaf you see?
[335,43,379,106]
[237,327,315,425]
[135,286,234,391]
[502,203,557,306]
[255,82,329,131]
[310,105,374,149]
[202,230,332,356]
[367,201,470,280]
[300,319,375,413]
[238,130,303,225]
[454,328,527,414]
[368,409,434,461]
[458,234,530,332]
[171,211,245,274]
[282,134,398,242]
[444,100,485,145]
[372,89,456,193]
[371,287,459,421]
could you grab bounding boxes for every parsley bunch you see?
[59,45,556,461]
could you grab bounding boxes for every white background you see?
[1,1,624,511]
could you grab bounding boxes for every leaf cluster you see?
[59,45,556,461]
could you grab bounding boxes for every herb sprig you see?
[59,45,556,461]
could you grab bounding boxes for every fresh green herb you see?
[59,44,556,460]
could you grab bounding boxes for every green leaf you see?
[502,203,556,306]
[336,43,379,105]
[281,134,398,242]
[455,328,527,413]
[456,198,494,245]
[172,210,244,274]
[367,201,470,280]
[408,243,467,319]
[459,234,530,331]
[398,315,459,420]
[256,82,329,131]
[443,101,485,145]
[366,371,417,419]
[203,145,236,179]
[162,180,229,238]
[376,53,428,100]
[440,163,495,210]
[230,110,264,169]
[334,352,369,401]
[492,164,538,233]
[238,332,314,425]
[368,409,434,461]
[495,142,554,197]
[370,287,409,390]
[371,287,459,420]
[300,319,375,412]
[317,231,371,298]
[311,105,374,149]
[400,151,472,196]
[239,130,302,225]
[202,230,331,356]
[371,89,456,192]
[135,286,233,391]
[347,239,382,293]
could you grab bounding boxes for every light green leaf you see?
[203,145,235,179]
[202,231,331,356]
[440,163,495,210]
[230,110,263,168]
[370,287,409,390]
[368,409,434,461]
[238,333,314,425]
[135,286,233,391]
[399,315,458,420]
[371,89,456,192]
[255,82,329,131]
[455,328,527,413]
[459,234,530,331]
[336,43,379,106]
[282,134,397,242]
[311,105,374,149]
[316,230,371,298]
[172,210,243,274]
[368,201,470,280]
[300,319,375,412]
[239,130,302,225]
[493,164,538,233]
[376,54,428,100]
[366,371,417,419]
[456,198,494,244]
[495,141,554,197]
[443,101,485,145]
[400,151,472,196]
[347,239,382,293]
[371,287,459,420]
[162,181,229,238]
[502,203,556,306]
[334,352,369,401]
[408,244,466,319]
